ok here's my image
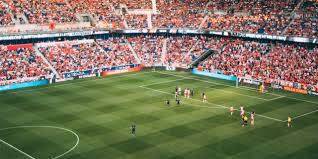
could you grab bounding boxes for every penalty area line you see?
[283,109,318,122]
[139,86,285,123]
[156,72,318,106]
[0,139,36,159]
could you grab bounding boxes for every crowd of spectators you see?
[153,0,208,29]
[0,1,14,26]
[203,0,301,35]
[39,42,106,75]
[128,35,164,66]
[8,0,78,24]
[285,0,318,38]
[125,15,148,28]
[39,39,137,76]
[69,0,124,29]
[199,39,318,87]
[113,0,152,9]
[165,36,200,67]
[96,37,137,66]
[1,0,317,38]
[1,34,318,88]
[0,46,51,85]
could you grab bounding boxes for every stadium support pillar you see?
[152,0,157,13]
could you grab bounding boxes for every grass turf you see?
[0,71,318,159]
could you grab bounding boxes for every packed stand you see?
[0,46,51,85]
[199,39,318,87]
[10,0,78,24]
[39,41,112,76]
[285,0,318,38]
[165,36,200,67]
[69,0,124,29]
[203,0,301,35]
[112,0,152,9]
[153,0,209,28]
[190,36,230,60]
[0,1,14,26]
[125,15,148,28]
[128,35,164,66]
[96,38,137,66]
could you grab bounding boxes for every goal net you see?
[236,77,268,93]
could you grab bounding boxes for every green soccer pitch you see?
[0,71,318,159]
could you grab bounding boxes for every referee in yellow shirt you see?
[288,115,292,128]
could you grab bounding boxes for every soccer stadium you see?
[0,0,318,158]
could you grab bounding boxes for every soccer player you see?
[131,124,136,135]
[240,106,245,117]
[242,115,248,127]
[178,87,182,95]
[176,98,181,105]
[202,92,207,102]
[186,88,190,99]
[251,111,255,126]
[230,106,234,116]
[175,91,178,100]
[184,88,187,98]
[287,115,292,128]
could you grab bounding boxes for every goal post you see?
[236,77,267,93]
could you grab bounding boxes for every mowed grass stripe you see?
[0,71,317,159]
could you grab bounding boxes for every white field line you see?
[155,72,273,101]
[283,109,318,122]
[157,72,318,105]
[267,96,285,101]
[0,139,36,159]
[1,71,154,95]
[0,125,80,159]
[208,87,270,101]
[139,85,285,123]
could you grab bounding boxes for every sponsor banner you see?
[192,69,237,81]
[0,29,316,44]
[55,78,74,83]
[272,84,283,90]
[0,31,109,41]
[101,66,142,76]
[7,44,33,50]
[284,86,308,95]
[209,31,223,35]
[123,29,141,33]
[166,66,176,71]
[36,39,94,47]
[308,91,318,96]
[243,79,260,85]
[64,70,96,79]
[0,80,49,92]
[63,64,140,78]
[80,74,96,79]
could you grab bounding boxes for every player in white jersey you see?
[251,111,255,126]
[230,106,234,115]
[186,88,190,98]
[203,94,207,102]
[240,107,245,118]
